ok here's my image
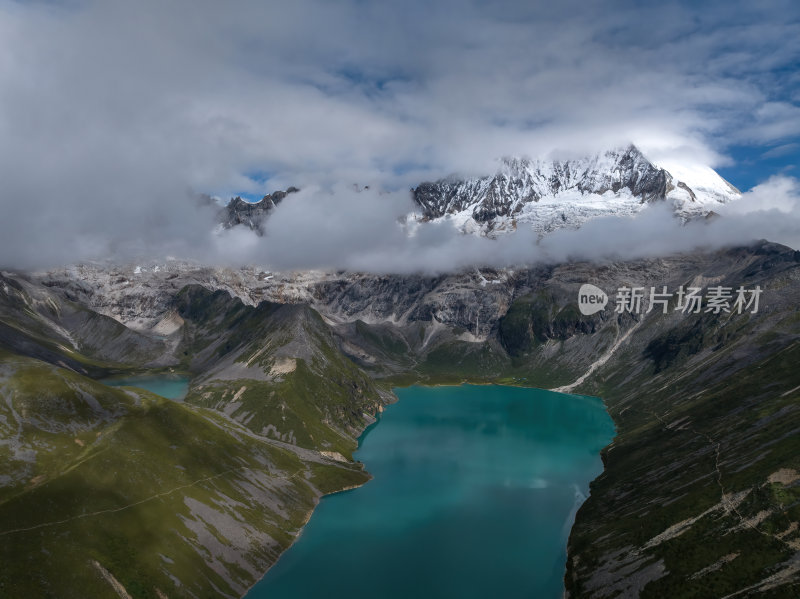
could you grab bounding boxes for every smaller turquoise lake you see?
[101,374,190,400]
[249,384,615,599]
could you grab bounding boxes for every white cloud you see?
[0,0,797,269]
[186,179,799,274]
[762,143,800,159]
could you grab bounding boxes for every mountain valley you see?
[1,240,798,597]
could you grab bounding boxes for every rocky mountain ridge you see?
[213,146,741,238]
[412,144,741,234]
[2,241,798,597]
[218,187,300,235]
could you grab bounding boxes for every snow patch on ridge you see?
[412,145,742,236]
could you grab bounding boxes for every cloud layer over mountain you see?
[0,0,797,269]
[202,181,800,273]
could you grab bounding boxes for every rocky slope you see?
[412,145,741,234]
[0,270,378,598]
[1,241,798,597]
[218,187,300,234]
[0,353,369,598]
[210,146,740,239]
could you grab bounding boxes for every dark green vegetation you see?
[0,357,360,598]
[0,275,373,598]
[331,244,800,597]
[1,241,799,597]
[498,290,595,356]
[558,246,800,599]
[173,285,384,458]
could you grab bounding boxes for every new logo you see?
[578,284,608,315]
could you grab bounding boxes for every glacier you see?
[410,144,741,235]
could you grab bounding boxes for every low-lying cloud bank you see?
[9,176,797,274]
[212,176,800,273]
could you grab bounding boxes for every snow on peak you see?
[412,145,741,235]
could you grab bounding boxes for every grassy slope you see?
[567,340,800,598]
[358,243,800,597]
[0,351,369,599]
[3,244,799,598]
[559,249,800,597]
[0,281,386,598]
[177,286,385,458]
[0,350,138,503]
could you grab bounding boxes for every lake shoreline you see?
[246,384,614,598]
[239,412,382,599]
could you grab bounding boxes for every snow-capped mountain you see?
[412,145,741,234]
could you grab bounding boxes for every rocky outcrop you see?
[7,241,799,597]
[219,187,300,234]
[413,145,740,234]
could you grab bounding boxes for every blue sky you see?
[2,1,799,193]
[216,0,800,197]
[717,144,799,191]
[0,0,798,264]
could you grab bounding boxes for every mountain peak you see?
[413,145,740,235]
[219,187,300,235]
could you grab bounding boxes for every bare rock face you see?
[208,146,740,241]
[204,146,741,243]
[413,145,740,234]
[219,187,300,234]
[3,240,799,598]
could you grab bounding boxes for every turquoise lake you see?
[248,384,615,599]
[102,374,189,400]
